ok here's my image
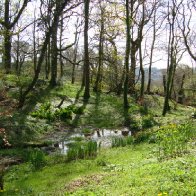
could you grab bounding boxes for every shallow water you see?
[57,128,131,154]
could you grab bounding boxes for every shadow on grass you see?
[80,93,124,129]
[20,85,54,115]
[2,85,55,144]
[71,92,102,128]
[74,86,84,105]
[71,86,87,127]
[72,99,88,128]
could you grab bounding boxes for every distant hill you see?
[136,67,164,82]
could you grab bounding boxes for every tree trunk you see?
[3,0,11,73]
[146,17,156,93]
[4,29,12,74]
[129,40,139,95]
[45,41,51,79]
[50,3,59,87]
[72,21,80,84]
[59,14,64,78]
[124,0,131,108]
[139,2,145,101]
[163,75,166,95]
[83,0,90,100]
[94,4,104,92]
[15,34,20,75]
[177,74,185,104]
[162,1,176,116]
[2,0,30,74]
[139,44,145,101]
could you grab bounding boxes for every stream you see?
[55,127,131,154]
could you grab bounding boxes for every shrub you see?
[129,117,141,132]
[31,102,83,121]
[55,107,73,120]
[70,136,84,142]
[142,115,155,129]
[59,104,84,116]
[134,130,157,144]
[112,136,134,148]
[74,106,85,114]
[31,102,53,121]
[139,105,148,115]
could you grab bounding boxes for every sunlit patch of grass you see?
[4,142,196,195]
[52,82,83,98]
[64,144,196,196]
[4,158,100,195]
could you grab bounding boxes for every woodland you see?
[0,0,196,195]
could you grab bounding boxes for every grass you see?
[2,141,196,195]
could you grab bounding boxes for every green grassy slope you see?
[3,141,196,196]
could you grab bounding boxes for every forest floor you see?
[0,81,196,195]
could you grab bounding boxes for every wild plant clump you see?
[67,141,98,161]
[157,123,195,160]
[30,102,84,121]
[31,102,53,120]
[111,136,134,148]
[23,148,46,170]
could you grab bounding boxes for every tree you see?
[146,0,164,94]
[162,0,183,116]
[12,36,30,75]
[128,0,154,95]
[50,1,61,86]
[179,0,196,62]
[0,0,30,73]
[101,0,124,95]
[18,0,71,107]
[138,1,146,101]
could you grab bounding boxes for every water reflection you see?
[57,128,131,154]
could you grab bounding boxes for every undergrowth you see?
[67,141,98,161]
[30,102,84,122]
[157,122,195,160]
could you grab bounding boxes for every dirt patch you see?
[65,173,107,192]
[0,157,22,168]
